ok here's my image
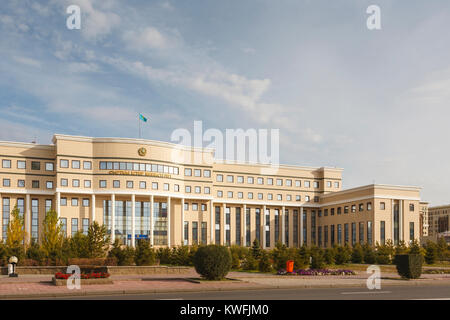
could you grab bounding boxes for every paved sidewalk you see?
[0,270,449,299]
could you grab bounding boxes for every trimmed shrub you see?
[335,245,351,265]
[156,247,172,265]
[258,250,273,273]
[170,246,190,266]
[193,245,231,280]
[395,254,422,279]
[375,242,392,265]
[362,243,376,264]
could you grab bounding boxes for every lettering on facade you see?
[108,170,171,178]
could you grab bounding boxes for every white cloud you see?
[123,27,172,51]
[13,56,41,68]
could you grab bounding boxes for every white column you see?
[181,198,185,245]
[150,195,154,246]
[131,194,136,247]
[262,205,267,249]
[26,194,31,244]
[111,194,116,243]
[300,207,304,246]
[167,196,171,247]
[243,204,247,246]
[391,199,394,242]
[281,206,286,245]
[91,194,96,223]
[210,200,214,244]
[399,200,403,242]
[56,192,61,219]
[222,203,226,245]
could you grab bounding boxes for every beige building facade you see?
[0,134,422,248]
[427,205,450,239]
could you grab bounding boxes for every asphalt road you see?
[28,285,450,300]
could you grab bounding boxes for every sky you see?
[0,0,449,205]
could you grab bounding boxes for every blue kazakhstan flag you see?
[139,113,148,122]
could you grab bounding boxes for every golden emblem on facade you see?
[138,147,147,156]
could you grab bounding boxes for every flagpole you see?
[139,113,141,139]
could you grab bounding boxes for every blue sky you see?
[1,0,450,205]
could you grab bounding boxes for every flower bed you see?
[277,269,356,276]
[54,272,110,279]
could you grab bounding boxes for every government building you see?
[0,134,422,248]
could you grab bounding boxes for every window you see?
[71,198,79,206]
[324,209,328,216]
[276,179,282,186]
[344,206,349,214]
[83,198,90,207]
[60,159,69,168]
[286,179,292,187]
[194,169,201,177]
[32,180,39,188]
[201,222,207,245]
[152,182,158,190]
[331,208,335,216]
[201,204,207,211]
[257,177,264,185]
[248,192,253,199]
[204,170,211,178]
[380,221,385,245]
[313,181,319,188]
[83,161,92,170]
[164,183,169,191]
[304,181,310,188]
[192,222,198,245]
[184,168,192,176]
[72,179,80,188]
[3,179,10,187]
[296,195,301,201]
[61,218,67,237]
[100,180,107,188]
[410,222,414,241]
[18,180,25,187]
[61,197,67,206]
[287,195,292,201]
[337,207,342,215]
[174,184,180,192]
[17,160,26,169]
[359,203,364,212]
[305,195,310,202]
[139,181,146,189]
[268,193,273,200]
[351,205,356,213]
[277,194,282,201]
[295,180,301,187]
[216,174,223,182]
[204,187,210,194]
[71,218,78,237]
[82,218,89,235]
[334,181,340,188]
[367,221,373,245]
[367,202,372,211]
[238,192,243,199]
[2,160,11,168]
[217,190,223,198]
[267,178,273,185]
[195,186,201,193]
[409,204,415,212]
[227,175,234,183]
[237,176,244,183]
[327,181,332,188]
[185,186,191,193]
[31,161,40,170]
[380,202,385,210]
[113,180,120,188]
[258,193,263,200]
[227,191,233,198]
[192,203,199,211]
[31,199,39,240]
[247,177,254,184]
[72,160,80,169]
[46,181,53,189]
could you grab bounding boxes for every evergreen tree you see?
[251,239,262,259]
[436,237,447,261]
[375,242,392,265]
[87,221,110,258]
[134,239,155,266]
[351,243,364,263]
[424,241,438,265]
[362,243,376,264]
[309,246,325,269]
[335,245,351,265]
[258,250,272,273]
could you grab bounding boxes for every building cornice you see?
[320,184,422,198]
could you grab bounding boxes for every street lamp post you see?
[8,256,18,277]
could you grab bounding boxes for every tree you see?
[135,239,155,266]
[87,221,110,258]
[375,242,392,265]
[324,248,335,265]
[69,232,90,258]
[251,239,262,259]
[335,245,351,265]
[362,243,376,264]
[258,250,272,273]
[436,237,448,261]
[424,241,438,265]
[6,206,26,248]
[310,246,325,269]
[351,243,364,263]
[41,209,64,261]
